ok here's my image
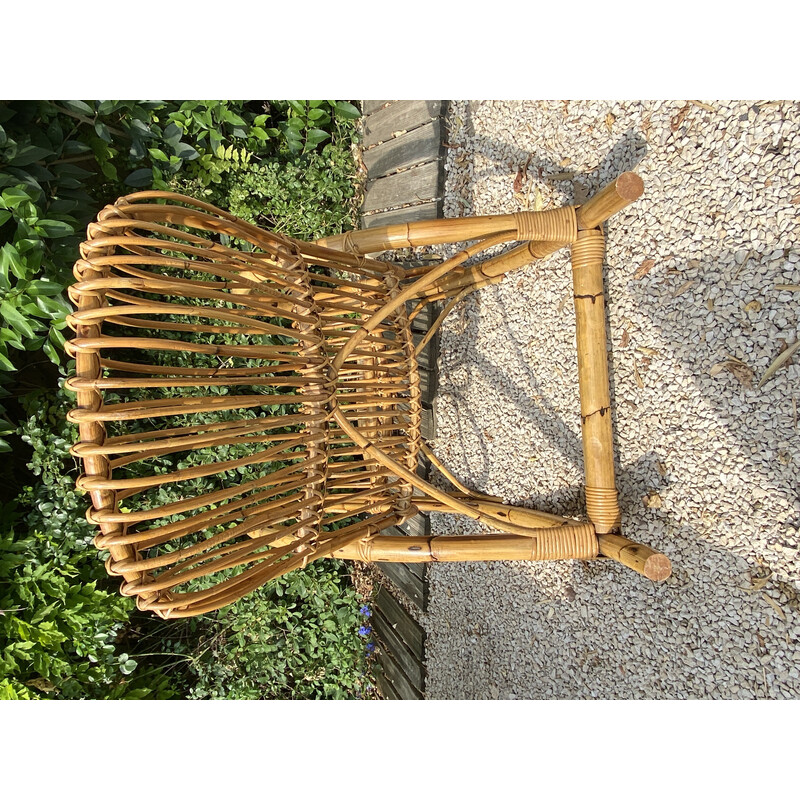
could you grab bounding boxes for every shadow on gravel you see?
[426,103,799,700]
[441,104,798,547]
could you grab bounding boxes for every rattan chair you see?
[65,171,670,618]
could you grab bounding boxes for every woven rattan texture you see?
[66,192,420,617]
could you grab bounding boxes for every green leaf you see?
[28,279,64,296]
[334,101,361,119]
[287,101,307,116]
[224,111,247,127]
[0,438,11,452]
[1,327,24,350]
[1,243,27,280]
[162,122,183,145]
[100,161,118,181]
[97,100,121,115]
[120,658,137,675]
[173,142,199,161]
[128,119,156,139]
[52,162,94,188]
[0,352,14,371]
[15,237,43,255]
[16,200,39,224]
[35,219,75,238]
[49,326,67,348]
[10,145,54,166]
[124,168,153,187]
[147,148,170,162]
[1,301,35,339]
[0,210,11,226]
[43,339,60,365]
[61,140,92,156]
[307,108,331,124]
[94,121,112,142]
[129,136,146,160]
[305,128,330,147]
[61,100,94,115]
[1,186,36,208]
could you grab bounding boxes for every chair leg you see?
[596,534,672,581]
[571,228,620,533]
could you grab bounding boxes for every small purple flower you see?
[365,642,375,655]
[358,625,372,636]
[359,605,372,617]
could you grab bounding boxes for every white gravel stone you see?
[422,100,800,700]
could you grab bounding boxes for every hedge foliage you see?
[0,100,376,700]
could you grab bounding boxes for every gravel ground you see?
[422,100,800,699]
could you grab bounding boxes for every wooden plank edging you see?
[362,120,443,179]
[362,100,444,147]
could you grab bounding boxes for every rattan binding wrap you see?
[65,174,670,618]
[513,206,577,243]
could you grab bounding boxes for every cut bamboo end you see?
[597,533,672,581]
[576,172,644,230]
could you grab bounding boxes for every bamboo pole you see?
[414,239,565,301]
[317,217,514,254]
[597,534,672,581]
[334,525,598,562]
[316,207,576,255]
[335,531,671,581]
[414,497,576,529]
[575,172,644,230]
[320,172,643,256]
[571,228,620,533]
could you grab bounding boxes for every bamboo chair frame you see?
[65,171,670,619]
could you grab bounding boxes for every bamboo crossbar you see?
[571,229,620,532]
[64,169,670,619]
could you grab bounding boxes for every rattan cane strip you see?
[513,206,577,243]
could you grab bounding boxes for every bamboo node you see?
[574,292,603,304]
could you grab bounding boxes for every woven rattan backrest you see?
[66,192,419,617]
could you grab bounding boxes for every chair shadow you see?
[431,107,799,578]
[422,103,800,699]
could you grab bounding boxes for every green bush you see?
[169,138,360,241]
[0,390,178,699]
[173,561,371,700]
[0,100,374,700]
